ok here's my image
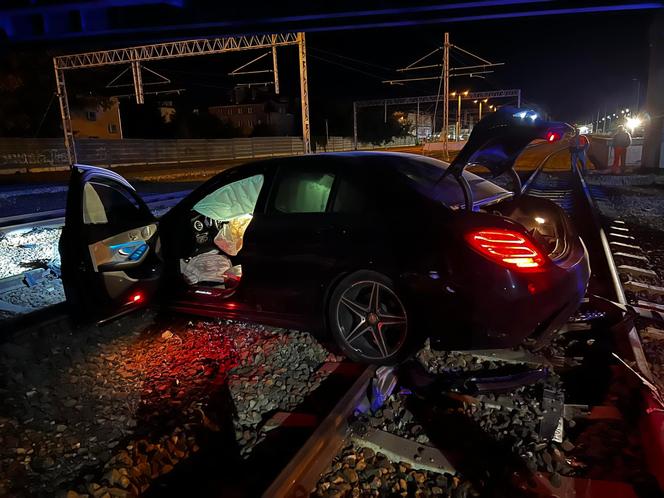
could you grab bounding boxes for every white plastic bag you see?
[214,214,253,256]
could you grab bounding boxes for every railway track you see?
[2,151,664,497]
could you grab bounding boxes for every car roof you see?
[254,150,448,169]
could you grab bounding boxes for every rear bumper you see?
[406,237,590,350]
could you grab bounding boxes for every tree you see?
[357,108,412,145]
[0,51,60,137]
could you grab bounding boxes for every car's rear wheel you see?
[328,271,410,364]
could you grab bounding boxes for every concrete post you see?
[643,11,664,169]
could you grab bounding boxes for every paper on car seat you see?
[214,214,253,256]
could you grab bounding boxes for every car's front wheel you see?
[328,271,410,364]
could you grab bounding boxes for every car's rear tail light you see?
[546,131,561,142]
[465,229,546,271]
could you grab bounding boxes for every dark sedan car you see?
[60,108,590,363]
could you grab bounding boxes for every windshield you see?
[390,155,511,209]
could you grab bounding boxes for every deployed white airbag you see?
[193,174,264,221]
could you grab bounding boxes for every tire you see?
[328,270,411,364]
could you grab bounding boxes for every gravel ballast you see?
[0,314,335,497]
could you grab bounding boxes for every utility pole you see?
[415,98,420,145]
[53,62,76,165]
[297,32,311,154]
[130,57,144,104]
[633,78,640,112]
[272,35,280,95]
[456,92,462,140]
[353,101,358,150]
[603,106,607,133]
[441,32,450,158]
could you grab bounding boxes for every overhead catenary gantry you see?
[53,32,311,165]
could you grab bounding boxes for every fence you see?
[0,135,418,174]
[315,135,418,152]
[589,136,644,170]
[0,137,306,174]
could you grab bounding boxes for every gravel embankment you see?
[0,314,336,497]
[313,445,472,498]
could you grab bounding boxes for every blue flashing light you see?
[513,110,540,122]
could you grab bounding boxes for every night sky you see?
[2,4,658,137]
[304,8,654,122]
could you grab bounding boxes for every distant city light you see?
[579,126,590,134]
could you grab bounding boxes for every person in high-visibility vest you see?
[611,125,632,174]
[568,128,590,172]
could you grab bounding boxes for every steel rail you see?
[263,366,376,498]
[574,168,652,378]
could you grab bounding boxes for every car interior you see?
[180,174,264,291]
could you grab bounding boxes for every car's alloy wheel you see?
[332,276,408,363]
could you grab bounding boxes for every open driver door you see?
[59,165,162,322]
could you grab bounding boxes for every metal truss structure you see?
[53,32,310,164]
[352,89,521,148]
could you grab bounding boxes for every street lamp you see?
[474,98,488,120]
[626,116,642,134]
[453,90,469,141]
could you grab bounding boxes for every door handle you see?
[314,226,336,235]
[315,226,349,236]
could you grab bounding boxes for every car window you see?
[83,180,146,225]
[390,156,510,209]
[271,168,335,214]
[332,175,372,213]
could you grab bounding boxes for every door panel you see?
[239,212,339,317]
[60,165,161,320]
[238,163,361,320]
